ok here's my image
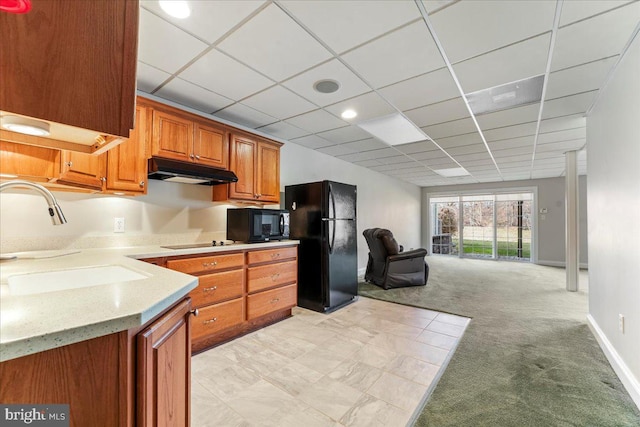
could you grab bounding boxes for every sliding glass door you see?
[430,191,534,262]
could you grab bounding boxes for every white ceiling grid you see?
[137,0,640,187]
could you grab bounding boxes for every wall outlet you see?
[114,217,125,233]
[619,314,625,333]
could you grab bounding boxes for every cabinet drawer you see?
[247,246,297,265]
[247,261,297,293]
[247,284,297,320]
[167,253,244,274]
[190,270,244,308]
[192,298,243,341]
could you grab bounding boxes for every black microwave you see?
[227,208,290,243]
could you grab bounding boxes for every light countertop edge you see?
[0,240,299,362]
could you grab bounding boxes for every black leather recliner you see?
[363,228,429,290]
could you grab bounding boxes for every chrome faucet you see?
[0,180,67,225]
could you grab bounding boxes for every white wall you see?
[0,142,422,273]
[586,34,640,406]
[280,142,422,271]
[421,176,588,266]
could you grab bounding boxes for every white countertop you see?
[0,240,298,362]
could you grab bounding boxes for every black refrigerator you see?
[285,180,358,313]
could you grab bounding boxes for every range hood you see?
[148,156,238,185]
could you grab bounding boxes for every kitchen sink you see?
[7,265,149,296]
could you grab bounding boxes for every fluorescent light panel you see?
[434,167,470,177]
[357,113,427,146]
[466,75,544,115]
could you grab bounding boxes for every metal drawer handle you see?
[202,261,218,267]
[270,298,280,304]
[195,155,200,160]
[190,309,199,317]
[203,286,218,292]
[271,273,280,281]
[270,253,280,258]
[203,317,218,325]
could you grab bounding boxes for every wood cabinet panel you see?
[195,123,228,169]
[190,269,244,308]
[192,298,244,341]
[106,105,148,194]
[256,141,280,203]
[58,150,106,190]
[247,284,297,320]
[228,135,256,201]
[152,110,193,162]
[0,0,137,137]
[247,261,297,293]
[247,247,298,265]
[0,141,60,182]
[137,298,191,427]
[166,253,244,275]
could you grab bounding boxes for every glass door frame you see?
[426,186,538,263]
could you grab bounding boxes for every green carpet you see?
[358,256,640,426]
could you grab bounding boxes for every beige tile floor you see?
[191,297,470,427]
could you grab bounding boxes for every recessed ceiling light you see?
[434,167,470,178]
[1,116,50,136]
[341,109,357,119]
[314,79,340,94]
[159,0,190,19]
[357,113,426,146]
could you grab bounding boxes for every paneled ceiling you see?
[137,0,640,187]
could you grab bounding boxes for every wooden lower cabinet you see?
[159,245,298,353]
[0,297,192,427]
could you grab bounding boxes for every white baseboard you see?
[357,267,366,278]
[536,260,588,269]
[587,314,640,410]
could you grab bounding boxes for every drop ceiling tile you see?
[488,135,535,151]
[546,56,617,100]
[280,0,419,54]
[542,91,597,119]
[338,148,398,162]
[285,109,347,133]
[353,159,383,167]
[324,92,396,123]
[342,138,389,152]
[282,59,370,107]
[454,34,550,93]
[559,1,632,27]
[155,78,233,113]
[256,121,309,140]
[446,143,488,156]
[411,150,449,161]
[421,158,459,168]
[436,132,483,149]
[492,146,533,158]
[538,128,586,144]
[242,86,316,120]
[421,118,477,139]
[395,141,437,155]
[551,2,640,71]
[316,144,358,157]
[458,157,498,167]
[423,0,457,14]
[483,122,537,142]
[316,126,371,144]
[536,139,585,153]
[404,98,469,128]
[378,68,458,111]
[140,0,265,43]
[539,114,586,133]
[138,9,208,74]
[342,21,445,89]
[502,173,532,181]
[476,103,541,130]
[179,49,273,100]
[137,62,171,93]
[429,0,556,63]
[453,152,496,162]
[375,156,416,166]
[218,4,332,81]
[214,103,277,128]
[290,134,334,149]
[492,153,532,163]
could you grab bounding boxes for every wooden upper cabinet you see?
[228,134,257,201]
[58,151,107,191]
[0,141,60,183]
[106,105,149,194]
[0,0,137,138]
[194,122,229,169]
[152,110,194,163]
[256,141,281,203]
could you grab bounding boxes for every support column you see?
[565,150,579,291]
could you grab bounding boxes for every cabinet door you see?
[151,110,193,163]
[0,141,60,182]
[194,123,228,169]
[58,150,106,190]
[106,105,148,194]
[256,141,280,203]
[137,298,192,427]
[228,134,257,201]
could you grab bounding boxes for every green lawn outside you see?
[452,239,531,258]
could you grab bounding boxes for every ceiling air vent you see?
[466,75,544,115]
